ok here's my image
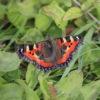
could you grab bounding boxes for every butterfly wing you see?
[17,35,80,71]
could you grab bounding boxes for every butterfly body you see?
[17,35,80,71]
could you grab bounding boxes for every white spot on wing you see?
[63,38,66,43]
[26,45,29,51]
[70,36,74,42]
[21,48,23,52]
[65,47,69,52]
[76,36,79,40]
[33,44,36,49]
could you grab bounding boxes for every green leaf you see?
[56,70,83,92]
[91,62,100,77]
[90,48,100,62]
[7,0,27,29]
[43,1,67,29]
[0,28,16,41]
[0,77,7,86]
[83,27,95,43]
[81,0,95,11]
[55,0,72,7]
[25,87,39,100]
[16,79,39,100]
[0,4,6,19]
[26,64,38,88]
[61,0,72,7]
[47,23,62,38]
[7,0,39,29]
[20,28,44,43]
[63,7,82,21]
[81,27,100,65]
[74,18,86,27]
[0,51,20,72]
[81,80,100,100]
[81,44,100,66]
[56,70,83,100]
[95,0,100,20]
[38,74,50,99]
[0,72,5,77]
[17,0,38,17]
[82,44,96,65]
[0,83,24,100]
[73,21,95,35]
[2,69,21,82]
[40,0,52,5]
[35,12,52,31]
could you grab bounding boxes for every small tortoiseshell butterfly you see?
[17,35,80,71]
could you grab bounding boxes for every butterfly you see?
[17,35,80,71]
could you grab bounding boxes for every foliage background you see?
[0,0,100,100]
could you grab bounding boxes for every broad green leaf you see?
[95,0,100,20]
[56,70,83,91]
[40,0,52,5]
[0,28,16,41]
[61,0,72,7]
[74,18,86,27]
[81,27,100,65]
[55,0,72,7]
[35,12,52,31]
[0,83,24,100]
[25,87,39,100]
[0,72,5,76]
[7,0,27,29]
[20,28,43,43]
[0,77,7,86]
[43,1,67,29]
[43,1,65,24]
[57,70,83,98]
[2,69,21,82]
[56,70,83,100]
[0,4,6,19]
[47,23,62,38]
[7,0,39,29]
[64,0,72,7]
[63,7,82,21]
[75,42,100,68]
[38,74,50,99]
[58,89,84,100]
[73,21,95,35]
[81,0,95,11]
[81,80,100,100]
[0,51,20,72]
[84,27,95,43]
[26,64,38,88]
[81,44,100,66]
[17,0,38,17]
[16,79,39,100]
[91,48,100,62]
[91,62,100,77]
